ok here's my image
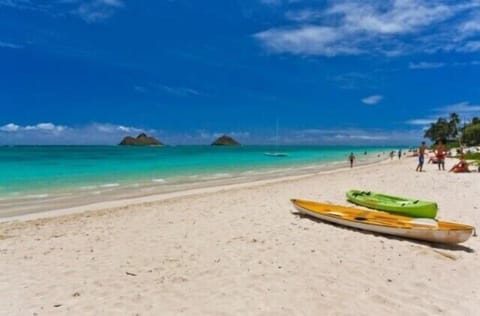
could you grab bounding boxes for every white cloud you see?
[452,60,480,66]
[0,123,19,132]
[171,127,412,145]
[0,122,152,145]
[413,60,480,67]
[134,85,147,93]
[349,135,388,140]
[90,123,144,134]
[438,101,480,115]
[117,125,137,133]
[260,0,282,5]
[1,122,66,132]
[0,0,50,11]
[158,84,203,97]
[405,118,436,125]
[334,134,387,140]
[409,62,445,69]
[458,14,480,35]
[133,82,206,97]
[33,123,63,131]
[459,40,480,52]
[0,41,23,49]
[179,130,250,144]
[255,25,362,56]
[0,122,422,145]
[0,0,123,23]
[76,0,124,23]
[361,95,383,105]
[405,101,480,127]
[99,0,123,7]
[327,1,453,35]
[285,9,323,22]
[255,0,480,56]
[289,127,419,145]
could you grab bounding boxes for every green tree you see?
[424,118,450,142]
[463,124,480,146]
[448,112,460,138]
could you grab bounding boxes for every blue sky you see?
[1,0,480,145]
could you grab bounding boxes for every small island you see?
[211,135,240,146]
[119,133,163,146]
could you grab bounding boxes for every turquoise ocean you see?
[0,145,395,216]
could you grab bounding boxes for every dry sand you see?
[1,156,479,315]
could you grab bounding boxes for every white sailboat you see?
[264,151,288,157]
[264,120,288,157]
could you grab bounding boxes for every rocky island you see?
[211,135,240,146]
[119,133,163,146]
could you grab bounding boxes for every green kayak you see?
[346,190,438,218]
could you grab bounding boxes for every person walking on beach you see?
[348,152,355,168]
[435,140,447,171]
[398,149,402,159]
[416,141,427,172]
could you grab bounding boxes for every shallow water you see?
[0,145,394,217]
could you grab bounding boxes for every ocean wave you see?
[202,173,232,180]
[241,170,259,175]
[152,178,167,183]
[79,185,98,190]
[263,168,290,174]
[100,183,120,188]
[25,194,49,199]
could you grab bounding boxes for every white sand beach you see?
[1,156,479,315]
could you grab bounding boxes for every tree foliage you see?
[423,112,480,145]
[463,122,480,146]
[424,117,453,142]
[449,113,460,138]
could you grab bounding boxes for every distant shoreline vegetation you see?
[423,113,480,146]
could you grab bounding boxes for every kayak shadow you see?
[292,212,475,253]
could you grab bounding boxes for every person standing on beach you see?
[416,141,427,172]
[348,152,355,168]
[435,140,447,170]
[398,149,402,159]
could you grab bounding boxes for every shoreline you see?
[0,145,394,196]
[0,151,390,222]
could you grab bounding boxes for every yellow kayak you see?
[291,199,475,244]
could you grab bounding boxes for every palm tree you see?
[424,118,450,142]
[448,112,460,139]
